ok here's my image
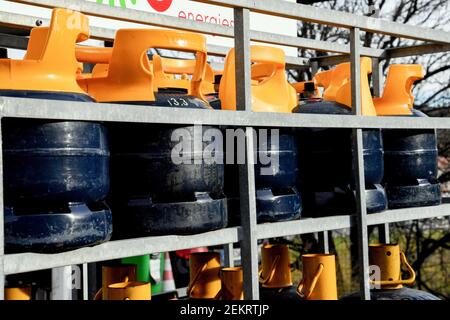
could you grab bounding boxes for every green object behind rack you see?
[121,254,164,295]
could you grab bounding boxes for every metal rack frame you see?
[0,0,449,300]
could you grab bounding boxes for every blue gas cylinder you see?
[109,91,228,237]
[294,100,387,216]
[383,110,441,208]
[1,91,112,253]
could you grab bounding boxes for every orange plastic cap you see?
[291,81,320,98]
[219,45,298,113]
[152,55,216,95]
[373,64,424,116]
[335,57,377,116]
[78,29,208,103]
[323,63,351,101]
[76,46,112,64]
[0,8,89,94]
[314,69,333,90]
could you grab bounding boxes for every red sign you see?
[147,0,173,12]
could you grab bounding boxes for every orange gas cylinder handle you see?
[249,46,286,67]
[155,56,197,75]
[24,27,49,60]
[291,69,333,96]
[373,64,424,116]
[322,63,351,101]
[314,69,333,90]
[219,45,298,113]
[334,57,377,116]
[76,46,112,64]
[251,63,276,83]
[79,29,208,103]
[0,8,89,94]
[152,55,216,95]
[155,56,215,83]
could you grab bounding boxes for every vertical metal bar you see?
[371,58,382,98]
[372,58,390,245]
[0,257,3,300]
[318,231,330,254]
[379,224,390,243]
[0,117,4,300]
[238,127,259,300]
[350,27,371,300]
[234,8,252,113]
[88,263,99,301]
[51,266,73,300]
[351,28,362,116]
[234,7,259,300]
[223,244,234,268]
[82,263,89,300]
[311,61,319,77]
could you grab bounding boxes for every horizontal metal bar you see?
[194,0,450,44]
[257,203,450,240]
[367,203,450,226]
[0,33,28,49]
[206,43,309,67]
[0,10,43,31]
[251,30,384,58]
[313,54,351,67]
[2,97,450,129]
[385,43,450,60]
[256,215,354,239]
[0,11,116,42]
[312,42,450,67]
[4,227,240,275]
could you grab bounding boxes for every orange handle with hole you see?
[79,29,207,103]
[0,8,89,94]
[314,69,333,90]
[373,64,424,115]
[76,46,112,64]
[152,55,215,95]
[219,45,298,113]
[335,57,377,116]
[322,64,350,101]
[291,81,320,99]
[291,69,332,96]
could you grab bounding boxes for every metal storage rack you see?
[0,0,450,300]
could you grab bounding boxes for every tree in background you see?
[294,0,450,109]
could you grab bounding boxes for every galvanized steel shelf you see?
[256,203,450,240]
[3,227,240,275]
[4,203,450,276]
[0,0,450,301]
[2,97,450,129]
